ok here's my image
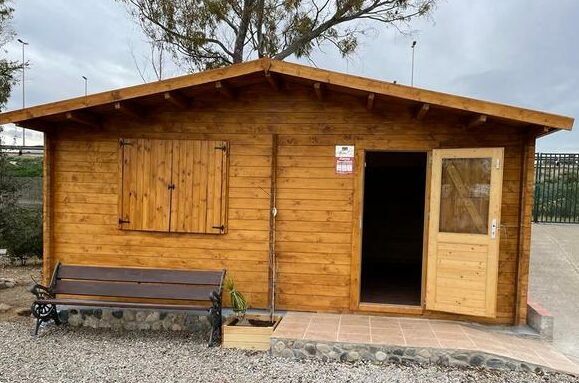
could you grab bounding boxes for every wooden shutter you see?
[120,138,172,231]
[170,140,228,234]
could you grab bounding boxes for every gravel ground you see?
[1,321,577,383]
[0,265,40,321]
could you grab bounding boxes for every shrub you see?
[0,205,42,265]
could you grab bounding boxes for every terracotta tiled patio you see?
[272,312,579,375]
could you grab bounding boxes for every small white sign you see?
[336,158,353,174]
[335,145,355,158]
[335,145,354,175]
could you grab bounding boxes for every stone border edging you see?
[271,337,572,376]
[59,308,211,333]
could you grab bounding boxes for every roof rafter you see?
[415,103,430,120]
[313,82,323,101]
[215,81,235,99]
[366,93,375,111]
[467,114,488,129]
[264,70,281,91]
[15,119,55,131]
[114,102,141,119]
[65,111,100,129]
[164,91,191,109]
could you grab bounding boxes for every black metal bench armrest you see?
[30,284,55,301]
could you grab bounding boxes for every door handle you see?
[491,218,497,239]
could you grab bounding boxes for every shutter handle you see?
[212,225,225,232]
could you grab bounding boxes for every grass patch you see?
[4,157,43,177]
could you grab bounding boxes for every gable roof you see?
[0,58,573,132]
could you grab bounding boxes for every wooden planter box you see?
[222,314,281,351]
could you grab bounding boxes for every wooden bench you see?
[30,263,225,346]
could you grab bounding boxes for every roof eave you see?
[0,58,574,132]
[266,60,574,131]
[0,59,268,125]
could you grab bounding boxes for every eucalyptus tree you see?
[0,0,21,108]
[120,0,435,70]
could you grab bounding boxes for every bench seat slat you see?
[57,265,224,285]
[35,299,210,311]
[53,280,217,301]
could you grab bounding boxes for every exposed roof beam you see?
[15,119,55,131]
[366,93,375,111]
[313,82,323,101]
[415,103,430,120]
[264,70,281,91]
[215,81,235,99]
[467,114,488,129]
[114,102,141,119]
[164,91,191,109]
[536,126,553,138]
[65,111,100,129]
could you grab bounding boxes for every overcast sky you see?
[1,0,577,152]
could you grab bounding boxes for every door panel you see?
[425,148,503,318]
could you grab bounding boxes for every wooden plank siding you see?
[42,133,56,285]
[49,82,530,323]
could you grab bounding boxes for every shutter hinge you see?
[119,139,133,147]
[119,218,130,224]
[214,144,227,152]
[168,184,176,190]
[212,225,225,232]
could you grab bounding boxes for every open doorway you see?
[361,151,427,306]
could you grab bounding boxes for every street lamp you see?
[17,38,28,147]
[411,40,417,87]
[82,76,88,97]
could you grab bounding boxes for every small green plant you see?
[224,277,248,320]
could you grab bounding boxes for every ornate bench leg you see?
[208,291,222,347]
[34,317,42,336]
[31,302,59,335]
[30,284,60,335]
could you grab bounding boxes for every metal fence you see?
[17,177,43,206]
[533,153,579,223]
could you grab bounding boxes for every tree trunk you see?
[233,0,253,63]
[255,0,265,57]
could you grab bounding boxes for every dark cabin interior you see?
[361,151,427,306]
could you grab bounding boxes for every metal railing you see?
[533,153,579,223]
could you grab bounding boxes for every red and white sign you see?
[335,145,354,175]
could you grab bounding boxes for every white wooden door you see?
[425,148,504,318]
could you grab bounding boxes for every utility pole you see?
[17,38,29,146]
[82,76,88,97]
[411,41,417,87]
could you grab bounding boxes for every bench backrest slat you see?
[57,265,223,286]
[53,280,217,301]
[50,264,225,303]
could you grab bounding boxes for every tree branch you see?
[274,0,433,60]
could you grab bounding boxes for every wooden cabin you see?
[0,58,574,325]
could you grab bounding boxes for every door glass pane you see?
[439,158,491,234]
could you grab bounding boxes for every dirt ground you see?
[0,264,41,322]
